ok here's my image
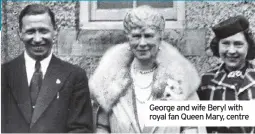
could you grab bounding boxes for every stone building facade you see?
[2,1,255,77]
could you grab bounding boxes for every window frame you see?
[79,1,185,30]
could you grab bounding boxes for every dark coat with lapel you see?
[1,54,93,133]
[198,62,255,133]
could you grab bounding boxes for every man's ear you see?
[18,29,23,40]
[52,29,57,42]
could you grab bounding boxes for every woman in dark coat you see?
[198,15,255,133]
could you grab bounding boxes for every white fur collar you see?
[89,41,200,112]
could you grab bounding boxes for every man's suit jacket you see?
[1,53,93,133]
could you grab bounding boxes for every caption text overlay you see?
[144,101,255,126]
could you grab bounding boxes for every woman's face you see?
[128,27,161,62]
[219,32,249,71]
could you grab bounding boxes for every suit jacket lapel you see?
[10,54,32,124]
[30,55,71,127]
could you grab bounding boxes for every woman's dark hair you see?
[210,29,255,60]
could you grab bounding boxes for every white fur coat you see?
[89,41,201,112]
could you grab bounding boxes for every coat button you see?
[32,106,35,109]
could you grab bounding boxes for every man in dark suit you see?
[1,4,93,133]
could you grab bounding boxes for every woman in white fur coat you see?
[89,5,206,133]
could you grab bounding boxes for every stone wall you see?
[2,1,255,77]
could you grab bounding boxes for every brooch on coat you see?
[227,70,242,78]
[161,79,184,100]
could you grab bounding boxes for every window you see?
[80,1,185,29]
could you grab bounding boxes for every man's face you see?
[219,32,248,71]
[19,13,55,60]
[128,27,161,62]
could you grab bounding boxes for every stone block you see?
[57,28,77,55]
[77,30,127,56]
[183,29,206,56]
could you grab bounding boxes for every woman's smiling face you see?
[219,32,249,71]
[128,27,161,62]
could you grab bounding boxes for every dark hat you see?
[209,15,255,60]
[212,15,249,39]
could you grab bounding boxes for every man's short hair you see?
[123,5,165,33]
[19,4,56,30]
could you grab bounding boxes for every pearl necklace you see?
[131,61,155,103]
[134,81,153,89]
[132,66,155,89]
[136,93,152,104]
[139,66,157,74]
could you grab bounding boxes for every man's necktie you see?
[30,60,43,108]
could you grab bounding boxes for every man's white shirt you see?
[24,51,52,86]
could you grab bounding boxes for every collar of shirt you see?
[222,62,249,76]
[24,51,53,86]
[209,61,254,90]
[215,61,250,78]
